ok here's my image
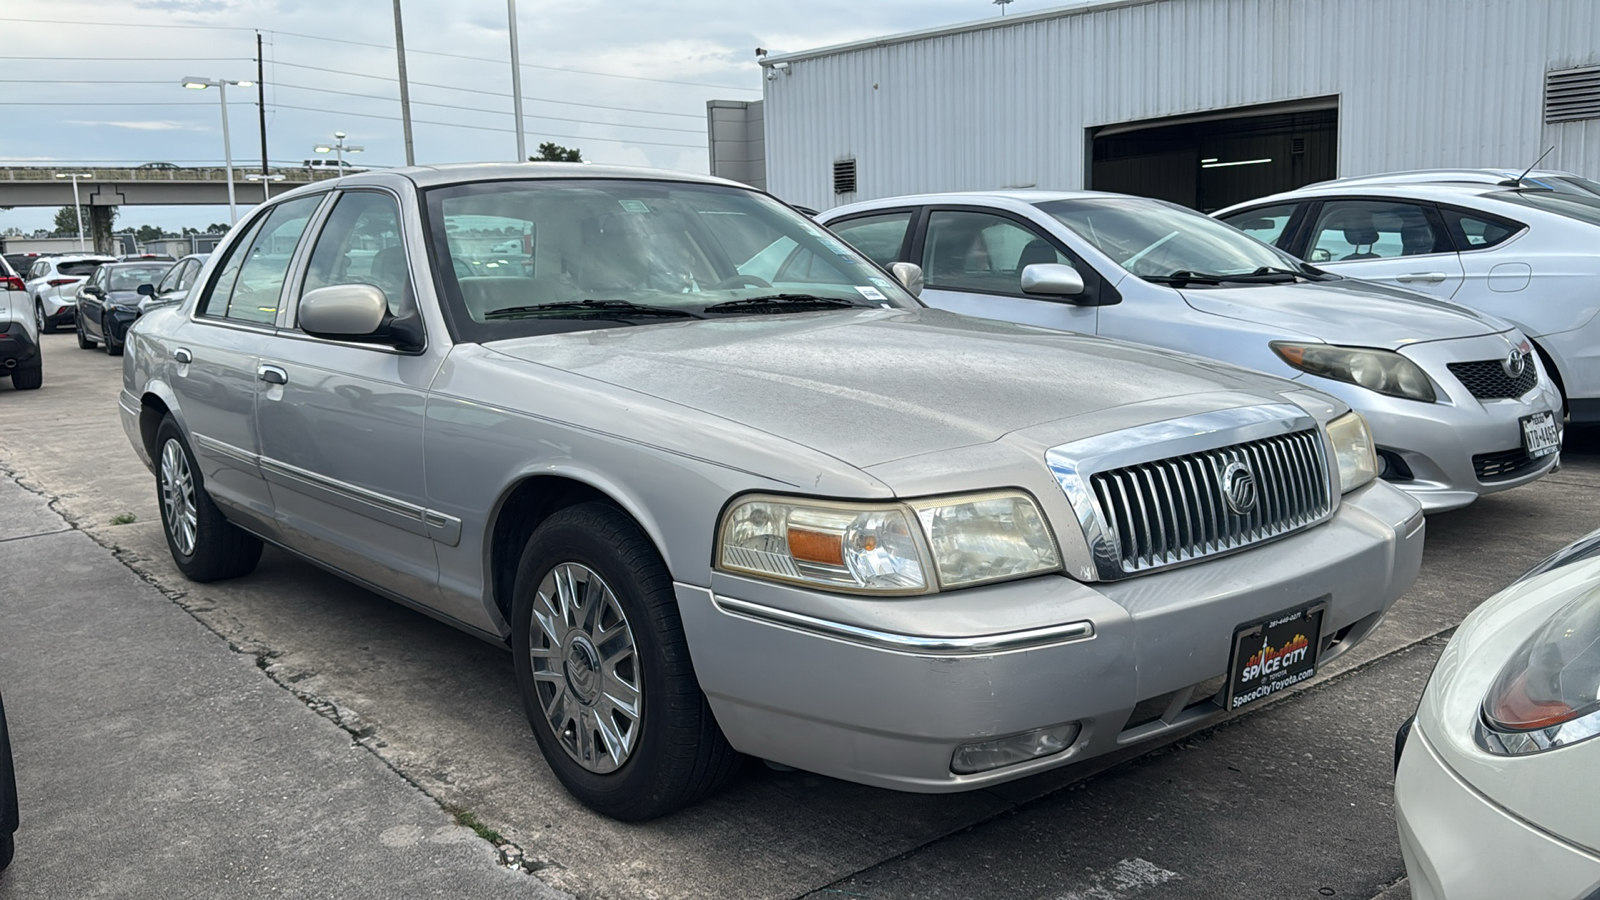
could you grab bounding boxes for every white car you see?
[1214,174,1600,426]
[22,254,115,334]
[0,256,42,390]
[1395,529,1600,897]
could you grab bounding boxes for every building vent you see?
[833,159,857,194]
[1291,136,1306,155]
[1546,65,1600,123]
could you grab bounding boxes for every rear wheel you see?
[33,300,48,335]
[10,361,41,391]
[154,416,262,582]
[511,503,739,820]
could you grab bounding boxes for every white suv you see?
[0,257,42,390]
[1215,175,1600,425]
[22,254,114,333]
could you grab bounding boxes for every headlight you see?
[1270,342,1436,402]
[1479,585,1600,754]
[717,491,1059,594]
[1325,411,1377,493]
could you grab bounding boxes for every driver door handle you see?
[257,365,288,386]
[173,347,192,364]
[1396,272,1447,285]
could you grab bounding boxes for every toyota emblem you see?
[1221,461,1258,515]
[1502,350,1528,379]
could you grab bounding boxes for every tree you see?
[205,222,230,235]
[181,226,199,236]
[53,205,88,235]
[2,227,21,238]
[530,142,582,162]
[134,224,164,243]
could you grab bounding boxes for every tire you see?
[0,831,12,872]
[76,316,97,349]
[511,503,739,821]
[33,301,49,335]
[153,416,262,582]
[9,362,41,391]
[104,318,123,356]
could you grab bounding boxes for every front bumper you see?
[1305,340,1563,513]
[102,306,139,343]
[679,480,1424,792]
[1396,726,1600,900]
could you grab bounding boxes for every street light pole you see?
[181,76,253,225]
[508,0,526,162]
[53,172,93,251]
[246,173,285,201]
[392,0,416,166]
[313,133,364,177]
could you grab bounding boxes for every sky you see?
[0,0,1036,235]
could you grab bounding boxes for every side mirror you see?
[889,261,923,299]
[1309,248,1333,263]
[1020,263,1086,297]
[1235,218,1273,231]
[136,283,156,296]
[298,283,424,352]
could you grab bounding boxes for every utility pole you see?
[508,0,526,162]
[257,32,270,201]
[392,0,416,166]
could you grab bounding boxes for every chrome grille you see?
[1447,358,1538,400]
[1088,430,1331,574]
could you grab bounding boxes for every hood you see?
[484,308,1299,468]
[1179,278,1508,347]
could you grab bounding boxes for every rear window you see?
[1490,191,1600,229]
[57,261,106,277]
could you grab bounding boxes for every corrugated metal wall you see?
[763,0,1600,211]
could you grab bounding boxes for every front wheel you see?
[511,503,739,820]
[154,417,262,582]
[76,315,97,349]
[103,317,123,356]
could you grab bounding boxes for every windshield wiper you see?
[483,299,699,320]
[702,293,862,314]
[1146,269,1300,287]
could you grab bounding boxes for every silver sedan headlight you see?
[1271,342,1436,403]
[717,491,1060,595]
[1326,411,1378,493]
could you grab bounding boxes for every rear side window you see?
[830,211,914,267]
[201,195,321,325]
[1440,207,1523,251]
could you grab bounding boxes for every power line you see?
[0,102,216,106]
[265,102,703,149]
[0,56,252,62]
[271,82,704,134]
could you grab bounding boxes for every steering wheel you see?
[712,274,772,290]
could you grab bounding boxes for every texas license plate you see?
[1521,411,1560,459]
[1224,603,1326,712]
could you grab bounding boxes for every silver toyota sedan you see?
[120,164,1424,819]
[819,192,1563,512]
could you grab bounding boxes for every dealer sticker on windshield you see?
[1224,602,1325,711]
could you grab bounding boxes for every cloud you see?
[67,121,209,132]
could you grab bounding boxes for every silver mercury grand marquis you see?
[118,164,1425,820]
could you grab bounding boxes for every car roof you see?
[1306,168,1585,189]
[822,189,1160,216]
[351,161,749,191]
[1216,180,1532,213]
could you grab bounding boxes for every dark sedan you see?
[75,261,173,355]
[1,689,15,872]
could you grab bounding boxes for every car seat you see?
[1015,239,1060,273]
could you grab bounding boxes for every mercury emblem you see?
[1221,461,1258,515]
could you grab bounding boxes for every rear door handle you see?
[1396,272,1447,285]
[257,364,288,386]
[173,347,192,364]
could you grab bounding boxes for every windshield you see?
[107,264,170,291]
[1035,197,1306,281]
[426,179,916,340]
[1490,190,1600,229]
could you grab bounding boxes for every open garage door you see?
[1089,98,1338,212]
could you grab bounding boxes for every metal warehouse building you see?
[722,0,1600,213]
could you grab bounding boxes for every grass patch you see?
[110,513,137,525]
[448,806,502,844]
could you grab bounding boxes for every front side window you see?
[156,262,184,293]
[202,195,322,325]
[425,179,917,342]
[1306,200,1448,263]
[1216,202,1299,248]
[1037,197,1300,281]
[301,191,413,317]
[178,259,204,291]
[830,211,914,267]
[921,210,1075,295]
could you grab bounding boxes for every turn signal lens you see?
[951,723,1079,774]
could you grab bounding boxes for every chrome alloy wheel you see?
[159,438,198,556]
[527,563,643,774]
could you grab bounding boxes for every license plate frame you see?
[1223,602,1327,712]
[1521,411,1560,459]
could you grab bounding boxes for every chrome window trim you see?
[1046,404,1335,581]
[188,191,334,328]
[711,594,1094,656]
